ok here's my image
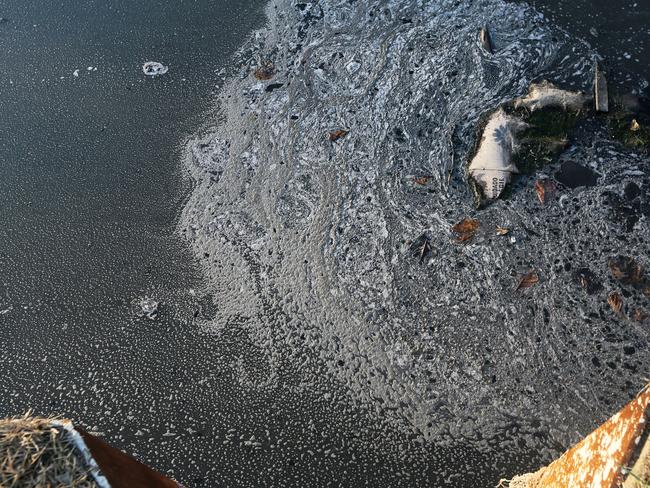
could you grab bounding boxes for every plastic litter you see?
[142,61,168,77]
[135,297,159,320]
[514,80,588,112]
[468,108,527,199]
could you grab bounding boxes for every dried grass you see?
[497,467,545,488]
[0,414,100,488]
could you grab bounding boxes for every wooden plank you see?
[595,60,609,113]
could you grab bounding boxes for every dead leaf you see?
[452,217,480,234]
[414,176,430,185]
[534,178,556,204]
[253,63,275,80]
[409,233,432,263]
[633,309,648,323]
[609,256,644,284]
[451,217,480,243]
[329,129,349,142]
[516,271,539,290]
[607,292,623,314]
[631,119,640,132]
[496,226,510,236]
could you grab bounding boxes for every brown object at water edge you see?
[502,383,650,487]
[79,428,181,488]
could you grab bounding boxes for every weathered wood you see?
[505,383,650,487]
[479,26,493,54]
[595,60,609,113]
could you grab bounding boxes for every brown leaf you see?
[253,63,275,80]
[633,309,648,323]
[452,217,480,235]
[451,217,480,243]
[534,178,556,204]
[516,271,539,290]
[496,226,510,236]
[329,129,349,142]
[607,292,623,314]
[414,176,430,185]
[608,256,644,284]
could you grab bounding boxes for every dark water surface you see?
[0,0,267,484]
[1,1,649,487]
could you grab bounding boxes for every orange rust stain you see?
[536,385,649,488]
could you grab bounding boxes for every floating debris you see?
[631,119,641,132]
[253,61,275,80]
[516,271,539,290]
[514,80,589,112]
[534,178,556,204]
[409,233,432,263]
[478,26,493,54]
[496,226,510,236]
[451,217,480,242]
[633,309,648,323]
[608,291,623,314]
[609,256,644,285]
[142,61,168,77]
[468,108,527,199]
[413,176,430,185]
[328,129,349,142]
[135,297,159,320]
[594,60,609,113]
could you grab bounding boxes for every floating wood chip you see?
[516,272,539,290]
[503,383,650,488]
[329,129,349,142]
[608,291,624,314]
[534,178,556,204]
[496,226,510,236]
[594,60,609,113]
[516,271,539,290]
[414,176,430,185]
[451,217,479,242]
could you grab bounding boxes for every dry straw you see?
[0,413,101,488]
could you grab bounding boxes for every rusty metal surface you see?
[534,385,649,487]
